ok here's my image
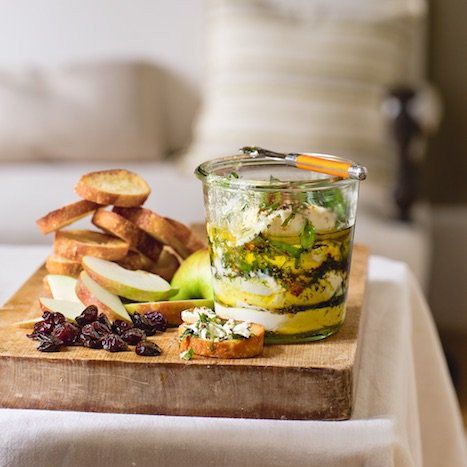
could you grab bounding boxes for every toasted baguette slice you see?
[164,217,206,254]
[117,251,156,272]
[150,247,180,281]
[178,323,265,359]
[75,169,150,207]
[113,207,192,259]
[92,208,162,261]
[46,254,82,277]
[117,248,180,281]
[36,199,101,235]
[54,229,129,261]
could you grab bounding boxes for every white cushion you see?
[0,62,167,161]
[182,0,424,195]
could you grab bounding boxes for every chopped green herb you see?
[179,328,192,341]
[269,240,302,258]
[269,175,281,183]
[300,219,315,249]
[259,192,282,213]
[198,312,209,324]
[237,259,254,274]
[306,188,347,224]
[180,349,194,361]
[281,211,296,227]
[228,171,239,179]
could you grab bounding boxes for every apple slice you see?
[170,248,213,300]
[43,274,81,302]
[39,297,85,323]
[14,317,43,329]
[124,299,214,325]
[82,256,178,302]
[76,271,132,322]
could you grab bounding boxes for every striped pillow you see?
[182,0,425,193]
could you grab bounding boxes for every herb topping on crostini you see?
[180,307,253,342]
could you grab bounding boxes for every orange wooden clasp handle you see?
[295,154,352,178]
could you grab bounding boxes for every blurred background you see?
[0,0,465,420]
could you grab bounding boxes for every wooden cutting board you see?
[0,245,368,420]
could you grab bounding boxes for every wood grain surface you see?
[0,244,368,420]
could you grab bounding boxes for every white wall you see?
[0,0,204,85]
[0,0,205,148]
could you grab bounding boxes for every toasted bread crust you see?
[178,323,265,359]
[42,277,53,297]
[113,207,194,259]
[75,169,150,207]
[117,250,156,272]
[116,245,180,281]
[164,217,206,254]
[150,247,180,281]
[36,200,101,235]
[54,229,129,261]
[92,208,162,261]
[45,254,82,277]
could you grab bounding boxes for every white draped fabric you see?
[0,246,465,467]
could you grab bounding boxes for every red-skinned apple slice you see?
[124,299,214,325]
[76,271,132,322]
[82,256,178,302]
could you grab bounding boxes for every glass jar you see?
[195,154,361,344]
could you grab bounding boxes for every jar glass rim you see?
[195,154,359,191]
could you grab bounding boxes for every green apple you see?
[39,297,85,323]
[76,271,132,322]
[124,298,214,325]
[82,256,178,302]
[170,248,213,301]
[44,274,81,302]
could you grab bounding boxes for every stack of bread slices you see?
[36,169,205,281]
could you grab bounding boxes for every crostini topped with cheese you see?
[178,307,265,359]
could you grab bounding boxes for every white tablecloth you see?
[0,246,465,467]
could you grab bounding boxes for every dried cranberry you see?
[52,322,80,345]
[75,305,98,327]
[131,312,167,336]
[79,333,102,349]
[27,320,55,339]
[135,340,162,356]
[131,312,144,328]
[111,319,133,335]
[97,313,112,329]
[42,311,66,325]
[131,313,155,336]
[102,334,128,352]
[36,334,63,352]
[143,311,167,332]
[81,321,110,341]
[121,328,146,345]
